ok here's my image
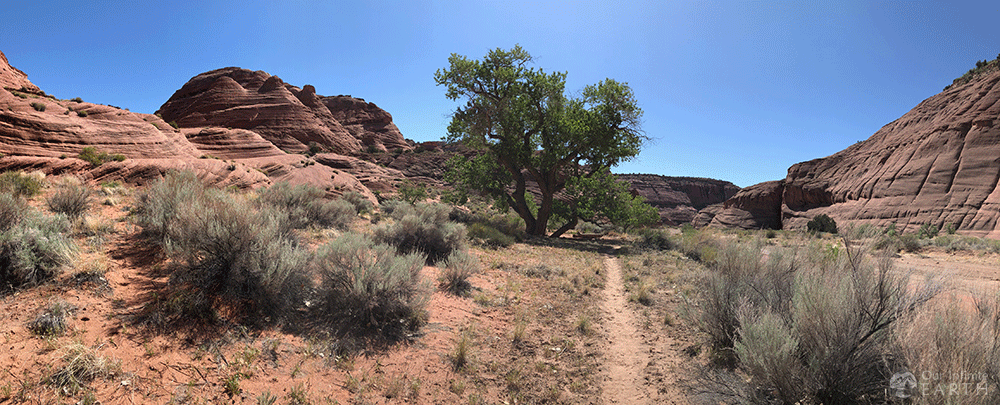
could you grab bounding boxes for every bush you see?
[944,222,957,235]
[76,110,88,117]
[0,211,75,291]
[77,146,118,167]
[636,228,673,250]
[693,239,940,404]
[314,233,427,333]
[45,343,120,396]
[900,233,922,252]
[806,214,837,234]
[918,223,939,239]
[439,250,479,296]
[70,97,83,103]
[0,170,45,197]
[30,102,45,111]
[28,299,74,336]
[374,202,467,264]
[341,191,374,214]
[397,181,428,204]
[47,183,92,219]
[467,223,515,248]
[133,171,310,319]
[257,182,356,230]
[0,192,28,230]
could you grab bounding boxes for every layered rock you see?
[0,50,39,93]
[702,65,1000,237]
[156,68,412,155]
[616,174,740,224]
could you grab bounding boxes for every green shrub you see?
[944,222,957,235]
[439,250,479,296]
[0,171,45,197]
[307,141,322,156]
[257,182,356,230]
[70,97,83,103]
[374,202,467,264]
[381,199,415,218]
[397,181,428,204]
[341,191,374,214]
[169,121,179,129]
[806,214,837,234]
[314,233,428,333]
[918,223,939,239]
[30,102,45,112]
[576,221,603,234]
[0,192,28,229]
[636,228,673,250]
[0,211,75,291]
[76,110,88,117]
[47,183,92,219]
[77,146,117,167]
[467,223,515,248]
[900,233,922,253]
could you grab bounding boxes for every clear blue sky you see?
[2,1,998,187]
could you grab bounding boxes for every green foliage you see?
[257,182,356,230]
[168,121,179,129]
[944,222,957,235]
[436,45,648,236]
[467,222,515,248]
[918,223,939,239]
[70,97,83,103]
[397,180,428,204]
[0,192,28,229]
[77,146,124,167]
[307,141,322,156]
[76,110,88,117]
[946,56,1000,90]
[47,183,92,219]
[314,233,428,333]
[0,171,45,197]
[636,228,674,250]
[806,214,837,234]
[0,207,76,291]
[341,191,374,214]
[375,202,467,264]
[30,102,45,111]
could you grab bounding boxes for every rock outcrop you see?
[0,51,39,93]
[616,174,740,224]
[702,63,1000,237]
[156,68,412,155]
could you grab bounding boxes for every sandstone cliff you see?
[704,62,1000,238]
[616,174,739,225]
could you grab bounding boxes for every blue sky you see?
[2,1,998,187]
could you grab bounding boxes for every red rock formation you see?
[701,65,1000,237]
[0,50,39,93]
[702,180,784,229]
[323,96,411,152]
[616,174,740,225]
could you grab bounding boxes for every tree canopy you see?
[435,45,658,237]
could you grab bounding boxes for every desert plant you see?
[0,192,27,230]
[45,343,120,396]
[169,121,179,129]
[806,214,838,234]
[374,202,467,264]
[30,102,45,111]
[257,181,355,230]
[76,110,88,117]
[76,146,122,167]
[70,97,83,103]
[918,223,939,239]
[340,191,374,214]
[0,170,45,197]
[28,299,74,336]
[0,212,75,291]
[944,222,957,235]
[439,250,480,296]
[47,183,92,219]
[314,233,428,335]
[467,222,515,248]
[636,228,673,250]
[397,180,428,204]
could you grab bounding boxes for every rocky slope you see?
[704,62,1000,237]
[616,174,739,225]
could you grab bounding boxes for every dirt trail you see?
[601,255,653,404]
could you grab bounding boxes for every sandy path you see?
[601,255,652,404]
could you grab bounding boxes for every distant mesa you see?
[701,59,1000,238]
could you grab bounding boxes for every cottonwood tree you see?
[436,46,657,237]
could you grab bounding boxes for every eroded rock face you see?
[0,50,39,93]
[156,68,412,155]
[706,180,784,230]
[701,68,1000,237]
[616,174,740,225]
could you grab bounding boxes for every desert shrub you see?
[806,214,837,234]
[76,110,88,117]
[576,221,603,234]
[30,102,45,111]
[257,182,356,230]
[314,233,428,334]
[0,211,75,291]
[0,192,28,230]
[28,299,74,336]
[341,191,374,214]
[374,202,467,264]
[47,183,92,219]
[895,294,1000,404]
[133,171,310,319]
[0,170,45,197]
[693,239,940,404]
[380,199,415,218]
[467,222,515,248]
[70,97,83,103]
[439,250,480,296]
[77,146,123,167]
[397,181,428,204]
[900,233,922,253]
[678,229,719,263]
[307,141,322,156]
[918,223,939,239]
[636,228,674,250]
[169,121,179,129]
[944,222,957,235]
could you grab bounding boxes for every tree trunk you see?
[550,216,578,238]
